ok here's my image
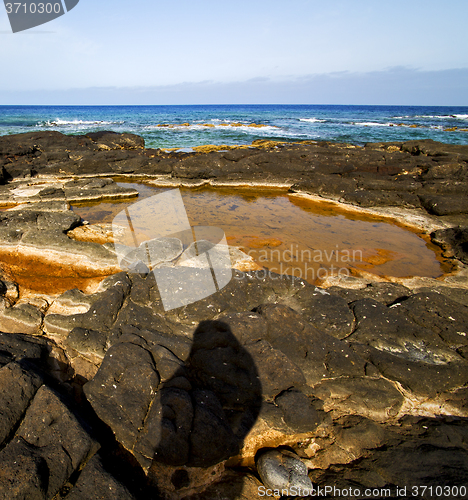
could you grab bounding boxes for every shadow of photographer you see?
[85,320,262,499]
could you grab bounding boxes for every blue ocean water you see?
[0,104,467,149]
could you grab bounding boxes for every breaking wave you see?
[40,119,125,127]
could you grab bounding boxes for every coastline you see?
[2,104,468,150]
[1,130,467,278]
[0,130,467,498]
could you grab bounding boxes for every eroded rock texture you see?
[0,132,467,498]
[2,269,465,498]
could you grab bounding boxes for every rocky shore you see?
[0,131,467,499]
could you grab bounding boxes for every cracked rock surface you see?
[0,270,467,498]
[0,132,467,498]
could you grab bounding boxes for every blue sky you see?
[1,0,467,105]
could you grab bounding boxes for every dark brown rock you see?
[255,303,366,386]
[291,289,355,339]
[351,343,468,397]
[419,194,468,215]
[0,361,43,447]
[432,226,468,264]
[348,298,463,365]
[290,175,357,198]
[310,416,468,490]
[313,377,404,422]
[328,282,412,305]
[84,319,262,471]
[0,385,99,500]
[63,454,136,500]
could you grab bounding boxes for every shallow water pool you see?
[72,183,449,285]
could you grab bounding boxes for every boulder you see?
[256,449,313,495]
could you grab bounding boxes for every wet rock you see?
[256,449,313,495]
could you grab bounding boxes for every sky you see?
[0,0,467,105]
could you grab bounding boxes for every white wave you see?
[353,121,394,127]
[143,123,279,132]
[395,114,468,120]
[299,118,326,123]
[41,119,124,127]
[416,115,450,120]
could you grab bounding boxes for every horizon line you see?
[1,103,468,107]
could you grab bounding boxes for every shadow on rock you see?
[84,319,262,498]
[153,320,262,467]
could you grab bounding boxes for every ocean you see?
[0,104,467,149]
